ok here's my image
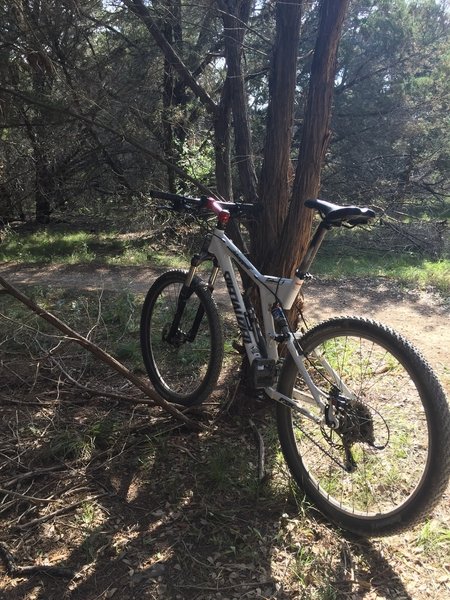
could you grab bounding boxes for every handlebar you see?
[151,190,374,229]
[150,190,259,224]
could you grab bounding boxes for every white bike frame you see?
[202,226,334,423]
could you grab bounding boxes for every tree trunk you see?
[32,67,54,225]
[34,156,52,225]
[274,0,350,278]
[161,0,184,192]
[214,78,233,200]
[14,0,56,224]
[218,0,258,203]
[252,0,303,270]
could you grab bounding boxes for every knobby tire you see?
[276,317,450,536]
[140,270,224,406]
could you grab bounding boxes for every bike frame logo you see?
[223,271,252,344]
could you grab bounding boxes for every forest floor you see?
[0,262,449,600]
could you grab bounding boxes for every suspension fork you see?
[184,263,219,342]
[165,254,218,344]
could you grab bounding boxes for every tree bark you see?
[214,78,233,200]
[34,155,52,225]
[274,0,350,277]
[218,0,258,203]
[160,0,184,191]
[253,0,303,270]
[12,0,56,224]
[29,44,54,224]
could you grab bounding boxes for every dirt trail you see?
[2,262,449,391]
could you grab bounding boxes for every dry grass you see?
[0,288,448,599]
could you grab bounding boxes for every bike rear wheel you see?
[276,317,450,536]
[140,270,224,406]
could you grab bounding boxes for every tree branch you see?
[0,84,215,197]
[0,542,74,578]
[122,0,217,114]
[0,275,202,431]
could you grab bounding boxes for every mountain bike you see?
[140,191,450,536]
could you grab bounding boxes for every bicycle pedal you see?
[250,358,277,389]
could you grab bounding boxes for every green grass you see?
[1,230,98,264]
[415,520,450,557]
[314,254,450,296]
[2,226,448,296]
[0,228,187,268]
[0,286,144,373]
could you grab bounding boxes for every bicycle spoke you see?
[300,335,428,515]
[277,317,450,535]
[140,270,223,405]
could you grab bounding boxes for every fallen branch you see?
[1,466,64,488]
[53,358,159,406]
[0,487,55,504]
[0,542,74,578]
[0,275,202,431]
[15,494,106,531]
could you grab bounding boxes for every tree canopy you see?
[1,0,449,260]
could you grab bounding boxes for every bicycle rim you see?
[145,276,221,402]
[277,318,449,532]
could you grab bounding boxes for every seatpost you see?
[295,221,331,277]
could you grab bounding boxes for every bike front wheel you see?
[276,317,450,536]
[140,270,224,406]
